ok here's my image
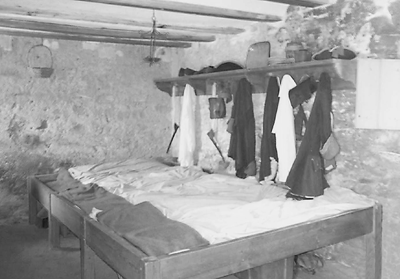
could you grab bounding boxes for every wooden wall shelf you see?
[154,59,357,96]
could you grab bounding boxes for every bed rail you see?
[151,206,375,279]
[81,205,379,279]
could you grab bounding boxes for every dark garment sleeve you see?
[228,78,256,179]
[318,73,333,146]
[259,77,279,181]
[288,77,316,108]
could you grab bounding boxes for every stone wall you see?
[0,36,172,224]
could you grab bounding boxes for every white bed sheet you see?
[69,158,375,244]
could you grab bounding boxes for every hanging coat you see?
[272,75,297,183]
[259,77,279,181]
[286,72,332,198]
[178,84,196,167]
[228,78,256,178]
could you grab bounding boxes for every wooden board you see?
[152,208,373,279]
[85,218,148,279]
[154,59,357,96]
[262,0,333,8]
[50,194,84,237]
[356,59,400,130]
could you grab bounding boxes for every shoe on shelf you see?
[178,68,196,77]
[311,48,331,60]
[331,46,357,60]
[312,46,356,61]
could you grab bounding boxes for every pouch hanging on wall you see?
[27,43,54,78]
[208,97,226,119]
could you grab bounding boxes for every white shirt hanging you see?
[272,75,297,183]
[178,84,196,167]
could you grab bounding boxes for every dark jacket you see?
[259,77,279,181]
[228,78,256,178]
[286,72,332,198]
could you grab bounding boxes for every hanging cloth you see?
[259,77,279,182]
[272,75,297,183]
[289,76,317,141]
[178,84,196,167]
[286,72,333,198]
[228,78,256,179]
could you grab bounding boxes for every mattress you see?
[68,158,375,245]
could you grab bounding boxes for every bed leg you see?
[27,177,38,225]
[236,257,294,279]
[365,203,382,279]
[81,238,96,279]
[48,194,61,249]
[49,213,61,249]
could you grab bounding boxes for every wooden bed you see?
[27,174,382,279]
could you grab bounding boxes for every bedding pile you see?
[56,166,209,257]
[67,158,375,245]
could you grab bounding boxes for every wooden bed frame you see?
[27,173,69,240]
[27,174,382,279]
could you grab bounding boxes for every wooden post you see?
[48,195,61,249]
[365,203,382,279]
[81,219,96,279]
[27,177,38,225]
[172,84,177,131]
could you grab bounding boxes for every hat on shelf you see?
[312,46,356,61]
[214,61,244,72]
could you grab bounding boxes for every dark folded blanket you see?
[55,167,209,257]
[100,201,209,256]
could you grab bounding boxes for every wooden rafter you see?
[0,15,216,43]
[77,0,282,22]
[0,27,192,48]
[157,25,244,35]
[0,1,246,35]
[261,0,333,8]
[0,0,298,46]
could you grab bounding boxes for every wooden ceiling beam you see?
[260,0,333,8]
[77,0,282,22]
[0,27,192,47]
[0,15,216,42]
[0,4,245,35]
[157,25,244,35]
